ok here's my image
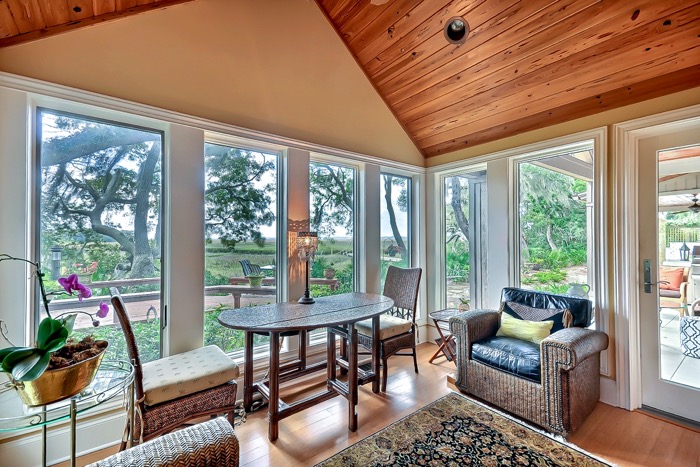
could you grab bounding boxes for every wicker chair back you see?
[383,265,422,322]
[110,288,146,405]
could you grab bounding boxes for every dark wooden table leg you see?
[327,327,336,385]
[371,315,380,393]
[268,331,280,442]
[299,329,308,371]
[244,331,254,411]
[348,323,358,432]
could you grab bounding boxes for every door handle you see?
[644,259,653,293]
[643,259,669,293]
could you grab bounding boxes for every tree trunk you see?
[129,144,160,278]
[450,177,469,239]
[383,175,407,256]
[546,224,559,251]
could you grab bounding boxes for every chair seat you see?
[142,345,240,406]
[356,315,413,341]
[471,336,541,383]
[660,289,681,299]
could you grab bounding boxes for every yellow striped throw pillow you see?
[496,312,553,345]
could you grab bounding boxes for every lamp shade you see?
[297,231,318,261]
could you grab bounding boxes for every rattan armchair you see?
[87,417,239,466]
[110,288,239,448]
[355,266,422,392]
[449,288,609,436]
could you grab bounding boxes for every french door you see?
[637,123,700,422]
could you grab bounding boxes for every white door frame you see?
[613,104,700,410]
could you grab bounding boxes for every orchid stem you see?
[0,320,17,347]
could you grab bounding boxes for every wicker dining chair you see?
[110,288,240,448]
[355,266,422,392]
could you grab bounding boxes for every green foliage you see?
[72,318,162,364]
[519,163,587,260]
[310,163,354,237]
[205,145,276,250]
[529,248,587,270]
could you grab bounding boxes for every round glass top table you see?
[0,360,135,467]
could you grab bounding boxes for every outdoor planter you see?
[246,275,265,288]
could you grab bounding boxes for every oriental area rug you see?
[315,392,611,467]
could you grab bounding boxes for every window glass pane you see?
[517,150,594,305]
[444,171,488,310]
[380,174,410,288]
[39,109,163,364]
[203,143,278,353]
[309,162,355,297]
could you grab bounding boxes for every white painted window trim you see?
[613,103,700,411]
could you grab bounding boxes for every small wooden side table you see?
[428,309,461,364]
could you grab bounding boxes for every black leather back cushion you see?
[501,287,592,331]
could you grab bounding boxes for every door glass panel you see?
[516,151,594,309]
[380,174,411,289]
[38,109,163,363]
[444,171,487,310]
[203,143,277,353]
[657,145,700,390]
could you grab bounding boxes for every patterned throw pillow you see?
[501,301,572,333]
[496,313,553,344]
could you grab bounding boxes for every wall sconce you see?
[297,231,318,304]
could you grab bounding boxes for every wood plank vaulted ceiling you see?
[316,0,700,158]
[0,1,698,159]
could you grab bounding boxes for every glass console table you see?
[0,361,134,467]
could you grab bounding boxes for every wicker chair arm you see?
[87,418,239,467]
[449,309,500,348]
[541,328,609,371]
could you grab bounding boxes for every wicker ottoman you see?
[87,418,239,467]
[680,316,700,359]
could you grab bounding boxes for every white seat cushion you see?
[356,315,413,340]
[141,345,240,406]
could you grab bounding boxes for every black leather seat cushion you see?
[472,336,541,383]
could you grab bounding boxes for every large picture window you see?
[38,109,163,363]
[203,143,278,353]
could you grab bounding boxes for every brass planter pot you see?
[13,344,108,407]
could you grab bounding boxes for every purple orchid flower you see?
[97,300,109,318]
[57,274,79,293]
[58,273,93,301]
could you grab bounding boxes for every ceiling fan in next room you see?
[688,194,700,213]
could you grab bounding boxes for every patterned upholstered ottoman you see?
[680,316,700,358]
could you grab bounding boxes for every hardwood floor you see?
[70,342,700,466]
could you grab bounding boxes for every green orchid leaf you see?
[60,314,77,336]
[43,328,69,353]
[15,351,51,382]
[0,346,23,364]
[36,318,64,348]
[1,348,39,374]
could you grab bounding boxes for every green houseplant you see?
[0,254,110,405]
